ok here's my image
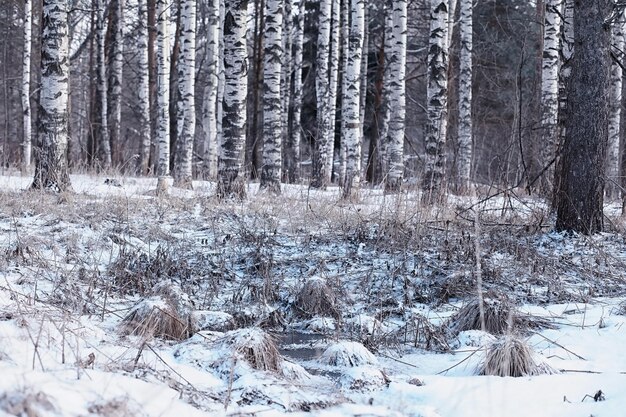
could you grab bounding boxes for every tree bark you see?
[173,0,196,189]
[22,0,32,170]
[202,0,221,179]
[107,0,124,166]
[555,0,611,234]
[423,0,450,203]
[217,0,248,199]
[156,0,171,179]
[384,0,407,193]
[607,19,624,200]
[32,0,72,192]
[138,0,151,175]
[456,0,472,193]
[260,0,284,193]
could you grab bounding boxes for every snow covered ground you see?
[0,172,625,417]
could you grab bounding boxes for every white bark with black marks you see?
[32,0,72,192]
[342,0,365,200]
[456,0,472,192]
[174,0,196,189]
[607,18,624,199]
[312,0,333,188]
[108,0,124,165]
[96,0,111,168]
[21,0,32,169]
[138,0,151,175]
[260,0,284,193]
[539,0,563,192]
[423,0,450,201]
[217,0,248,199]
[384,0,407,193]
[156,0,171,178]
[202,0,221,179]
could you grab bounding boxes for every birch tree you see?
[217,0,248,199]
[607,17,624,199]
[173,0,196,189]
[156,0,171,188]
[284,0,305,183]
[328,0,340,180]
[202,0,220,179]
[338,0,350,185]
[21,0,32,170]
[423,0,450,202]
[384,0,407,193]
[312,0,333,188]
[107,0,124,165]
[539,0,563,192]
[260,0,284,193]
[555,0,611,234]
[32,0,72,192]
[280,0,293,176]
[456,0,472,192]
[342,0,365,199]
[95,0,111,168]
[138,0,151,174]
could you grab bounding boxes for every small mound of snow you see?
[191,310,235,332]
[339,366,389,391]
[320,341,377,367]
[455,330,496,348]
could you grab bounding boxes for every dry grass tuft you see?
[449,296,515,335]
[222,327,282,372]
[0,389,56,417]
[119,282,193,340]
[478,335,556,377]
[395,313,450,351]
[293,277,340,319]
[87,396,146,417]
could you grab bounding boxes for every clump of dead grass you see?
[395,313,450,351]
[222,327,282,372]
[0,388,57,417]
[119,281,193,340]
[87,396,146,417]
[478,335,556,377]
[293,277,340,319]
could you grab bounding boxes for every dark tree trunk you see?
[555,0,611,234]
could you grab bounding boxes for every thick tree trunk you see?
[312,0,333,188]
[342,0,365,200]
[22,0,32,170]
[539,0,563,193]
[156,0,171,179]
[32,0,72,192]
[107,0,124,166]
[607,20,624,200]
[328,0,340,181]
[260,0,284,193]
[138,0,151,175]
[423,0,450,203]
[338,0,350,186]
[384,0,407,193]
[202,0,220,179]
[456,0,472,193]
[555,0,611,234]
[217,0,248,199]
[285,0,305,183]
[173,0,196,189]
[280,0,293,180]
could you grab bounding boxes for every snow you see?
[0,172,625,416]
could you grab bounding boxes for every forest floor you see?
[0,171,625,417]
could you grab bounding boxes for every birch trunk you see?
[156,0,171,180]
[342,0,365,200]
[260,0,284,193]
[378,0,393,173]
[217,0,248,199]
[107,0,124,165]
[96,0,111,168]
[328,0,340,181]
[202,0,220,179]
[456,0,472,193]
[384,0,407,193]
[554,0,573,209]
[607,19,624,200]
[32,0,72,192]
[21,0,32,170]
[285,0,305,183]
[280,0,293,180]
[338,0,350,186]
[539,0,563,193]
[423,0,450,202]
[138,0,151,175]
[311,0,333,188]
[173,0,196,189]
